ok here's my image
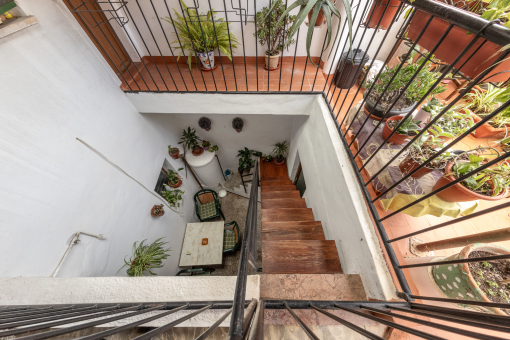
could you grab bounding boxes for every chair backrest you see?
[194,189,218,205]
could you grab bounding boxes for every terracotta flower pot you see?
[274,157,285,165]
[364,0,401,30]
[432,243,510,315]
[433,161,507,202]
[169,148,180,160]
[382,116,413,145]
[264,51,281,70]
[192,147,204,156]
[407,8,510,83]
[168,178,182,188]
[308,8,325,26]
[150,205,165,217]
[398,151,445,179]
[470,113,508,138]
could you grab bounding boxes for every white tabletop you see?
[186,150,216,168]
[179,221,224,266]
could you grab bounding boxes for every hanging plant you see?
[232,117,244,132]
[199,117,212,131]
[118,238,171,277]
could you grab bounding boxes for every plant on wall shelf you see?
[162,189,185,207]
[254,0,296,70]
[232,117,244,132]
[179,127,203,156]
[272,140,289,165]
[237,147,255,171]
[118,238,171,277]
[163,0,239,69]
[199,117,212,131]
[274,0,353,66]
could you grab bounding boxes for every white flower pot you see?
[414,108,431,124]
[197,50,215,70]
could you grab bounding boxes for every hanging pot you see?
[192,147,204,156]
[433,161,507,202]
[168,178,182,189]
[363,91,416,120]
[264,51,281,70]
[364,0,401,30]
[432,243,510,315]
[197,50,215,70]
[407,7,510,83]
[150,205,165,217]
[169,148,180,160]
[382,116,414,145]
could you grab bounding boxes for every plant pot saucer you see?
[200,64,217,72]
[264,63,280,71]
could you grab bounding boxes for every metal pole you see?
[415,227,510,252]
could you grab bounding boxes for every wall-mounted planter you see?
[432,243,510,315]
[232,117,244,133]
[198,117,212,131]
[150,204,165,217]
[407,9,510,83]
[364,0,401,30]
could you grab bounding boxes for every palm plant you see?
[272,140,289,161]
[179,127,201,152]
[162,0,239,68]
[118,238,171,277]
[274,0,352,66]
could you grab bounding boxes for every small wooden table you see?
[179,221,224,266]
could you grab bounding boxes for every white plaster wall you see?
[144,113,296,172]
[0,276,260,327]
[287,95,397,300]
[0,0,201,277]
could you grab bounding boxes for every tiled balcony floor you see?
[120,58,328,92]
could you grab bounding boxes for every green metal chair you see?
[194,189,225,221]
[175,268,215,276]
[223,221,241,253]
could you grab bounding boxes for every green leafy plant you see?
[263,154,273,162]
[422,97,442,113]
[237,147,255,170]
[167,168,184,185]
[118,238,171,277]
[272,140,289,161]
[463,84,510,128]
[475,269,485,279]
[482,261,493,268]
[487,288,496,296]
[408,133,452,169]
[162,189,185,207]
[274,0,352,66]
[393,116,422,135]
[209,145,219,152]
[202,140,211,148]
[429,107,474,138]
[168,145,179,153]
[447,147,510,197]
[366,57,446,112]
[255,0,296,56]
[179,127,202,151]
[487,280,499,287]
[163,0,239,68]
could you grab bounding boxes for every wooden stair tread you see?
[261,179,293,186]
[261,185,296,192]
[262,240,343,274]
[261,198,307,209]
[262,221,325,240]
[261,191,301,200]
[262,208,314,222]
[260,159,289,180]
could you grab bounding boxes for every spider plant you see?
[118,238,171,277]
[273,0,353,66]
[163,0,239,68]
[463,84,510,128]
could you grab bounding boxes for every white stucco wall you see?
[287,95,397,300]
[0,0,201,277]
[0,276,260,327]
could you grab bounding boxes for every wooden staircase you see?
[260,159,343,274]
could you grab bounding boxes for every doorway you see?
[293,163,306,197]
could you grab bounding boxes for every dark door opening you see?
[293,163,306,197]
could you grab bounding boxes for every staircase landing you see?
[260,159,343,274]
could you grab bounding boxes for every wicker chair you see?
[194,189,225,222]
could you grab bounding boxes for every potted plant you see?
[162,189,185,207]
[463,84,510,138]
[262,154,273,162]
[202,140,211,151]
[150,204,165,217]
[364,58,446,120]
[118,238,171,277]
[382,115,422,145]
[198,117,212,131]
[272,140,289,165]
[164,1,239,70]
[254,0,296,70]
[209,145,219,152]
[433,148,510,202]
[167,168,184,188]
[407,0,510,82]
[179,127,203,156]
[432,243,510,315]
[399,133,452,178]
[364,0,401,30]
[275,0,353,65]
[168,145,180,160]
[237,147,255,172]
[232,117,244,132]
[428,107,475,142]
[414,97,442,124]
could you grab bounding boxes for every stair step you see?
[261,198,307,209]
[262,240,343,274]
[261,179,293,186]
[261,191,301,200]
[260,159,289,180]
[261,185,296,192]
[262,208,314,222]
[262,221,325,240]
